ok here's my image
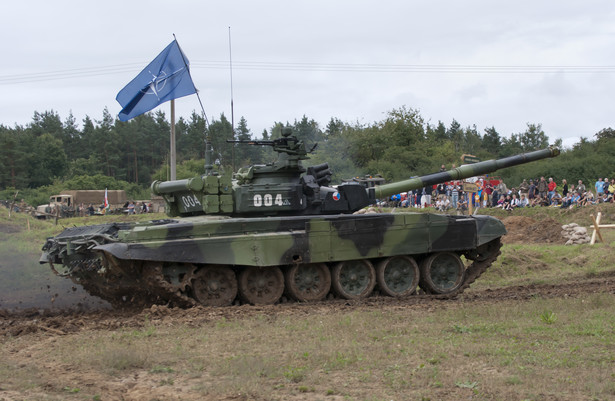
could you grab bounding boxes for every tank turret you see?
[152,130,560,217]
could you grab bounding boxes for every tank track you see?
[52,238,502,308]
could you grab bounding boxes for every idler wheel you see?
[192,265,238,306]
[238,266,284,305]
[419,252,465,294]
[331,260,376,299]
[376,255,419,297]
[284,263,331,302]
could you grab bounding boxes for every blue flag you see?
[116,40,197,122]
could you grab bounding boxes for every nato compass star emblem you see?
[142,70,168,101]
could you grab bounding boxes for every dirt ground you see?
[500,215,567,244]
[1,214,613,400]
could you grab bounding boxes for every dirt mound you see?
[501,215,566,244]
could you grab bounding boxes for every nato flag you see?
[116,40,197,122]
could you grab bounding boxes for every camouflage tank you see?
[40,129,560,307]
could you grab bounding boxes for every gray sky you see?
[2,1,614,148]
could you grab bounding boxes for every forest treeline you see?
[1,106,614,206]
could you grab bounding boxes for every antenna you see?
[228,26,235,170]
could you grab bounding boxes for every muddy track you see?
[2,270,614,338]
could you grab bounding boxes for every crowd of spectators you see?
[387,175,614,213]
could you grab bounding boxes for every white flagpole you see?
[170,99,176,180]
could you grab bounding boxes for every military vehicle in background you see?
[40,129,559,307]
[35,190,127,219]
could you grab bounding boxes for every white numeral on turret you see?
[181,194,202,209]
[253,194,286,207]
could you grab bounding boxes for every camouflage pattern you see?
[40,130,560,307]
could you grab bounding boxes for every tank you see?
[40,129,560,307]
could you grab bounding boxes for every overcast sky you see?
[2,1,614,148]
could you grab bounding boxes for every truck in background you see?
[35,190,127,219]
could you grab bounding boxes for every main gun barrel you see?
[370,147,560,200]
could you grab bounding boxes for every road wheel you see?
[285,263,331,302]
[376,256,419,297]
[192,265,237,306]
[238,266,284,304]
[331,260,376,299]
[419,252,465,294]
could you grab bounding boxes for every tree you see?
[482,126,501,155]
[447,120,463,153]
[378,106,426,147]
[28,133,68,187]
[515,123,550,151]
[426,121,447,143]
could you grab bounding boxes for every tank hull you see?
[41,213,505,307]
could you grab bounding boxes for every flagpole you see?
[170,99,176,180]
[228,26,236,171]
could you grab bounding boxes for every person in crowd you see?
[547,177,557,202]
[528,179,537,203]
[561,179,568,197]
[539,195,550,207]
[502,195,513,211]
[491,186,499,208]
[495,194,505,208]
[457,192,468,214]
[510,194,520,209]
[518,194,529,208]
[450,183,459,209]
[570,192,581,208]
[577,180,586,195]
[537,176,548,199]
[560,192,574,209]
[550,191,562,207]
[497,180,508,197]
[127,201,135,214]
[595,178,604,198]
[422,185,432,208]
[519,179,529,199]
[484,181,493,207]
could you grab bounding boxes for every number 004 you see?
[253,194,284,207]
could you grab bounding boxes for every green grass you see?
[2,204,615,399]
[7,293,611,400]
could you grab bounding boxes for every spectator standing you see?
[537,176,548,199]
[561,179,568,196]
[422,186,432,208]
[519,179,529,198]
[497,181,508,196]
[527,179,536,203]
[127,201,135,214]
[491,186,499,207]
[576,180,586,195]
[596,178,604,197]
[451,183,459,209]
[547,177,557,202]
